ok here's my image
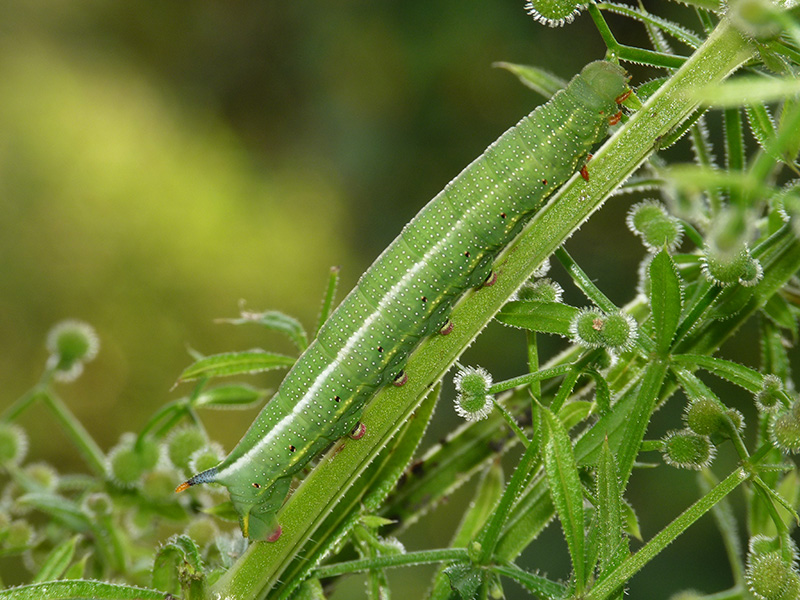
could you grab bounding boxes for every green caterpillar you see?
[177,60,629,541]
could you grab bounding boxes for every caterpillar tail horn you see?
[174,466,219,493]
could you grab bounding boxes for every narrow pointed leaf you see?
[219,310,308,352]
[745,103,778,157]
[17,493,90,533]
[178,350,295,382]
[598,2,703,48]
[777,98,800,165]
[496,301,578,336]
[761,318,792,382]
[315,265,341,337]
[62,554,89,580]
[32,535,81,583]
[597,440,627,576]
[695,76,800,107]
[650,250,682,356]
[671,353,763,391]
[492,62,566,98]
[614,360,668,488]
[195,383,270,409]
[0,581,166,600]
[542,406,586,591]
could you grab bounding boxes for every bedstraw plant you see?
[2,1,800,599]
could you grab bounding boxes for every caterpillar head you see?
[576,61,629,111]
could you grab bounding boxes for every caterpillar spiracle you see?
[177,60,629,541]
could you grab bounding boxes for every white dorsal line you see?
[218,194,497,480]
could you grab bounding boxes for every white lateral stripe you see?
[218,200,487,480]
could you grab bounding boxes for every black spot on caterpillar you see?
[176,60,629,541]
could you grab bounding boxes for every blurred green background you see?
[1,1,786,597]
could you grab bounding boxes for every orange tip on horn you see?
[175,481,191,493]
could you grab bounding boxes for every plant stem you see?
[313,548,469,579]
[40,389,107,477]
[586,467,748,600]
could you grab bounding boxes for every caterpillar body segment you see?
[177,61,629,540]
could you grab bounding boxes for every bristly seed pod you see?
[770,401,800,454]
[514,278,564,303]
[0,423,28,467]
[755,374,784,413]
[45,320,100,382]
[524,0,587,27]
[625,200,684,253]
[453,366,494,422]
[569,308,638,353]
[661,429,716,470]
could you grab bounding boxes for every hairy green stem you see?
[313,548,469,579]
[40,389,107,477]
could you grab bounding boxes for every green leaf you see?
[496,301,578,337]
[542,406,586,592]
[62,554,89,580]
[776,98,800,165]
[584,368,611,416]
[622,500,642,541]
[219,309,308,352]
[492,62,566,98]
[596,440,628,577]
[598,2,703,48]
[0,581,166,600]
[17,493,90,533]
[32,535,81,583]
[195,383,270,409]
[671,353,763,392]
[613,360,668,488]
[695,76,800,107]
[360,515,395,529]
[761,318,792,384]
[489,563,565,599]
[775,470,800,531]
[178,350,295,382]
[558,400,593,430]
[294,578,327,600]
[671,365,719,400]
[635,77,668,102]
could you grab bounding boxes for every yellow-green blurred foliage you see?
[0,28,352,460]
